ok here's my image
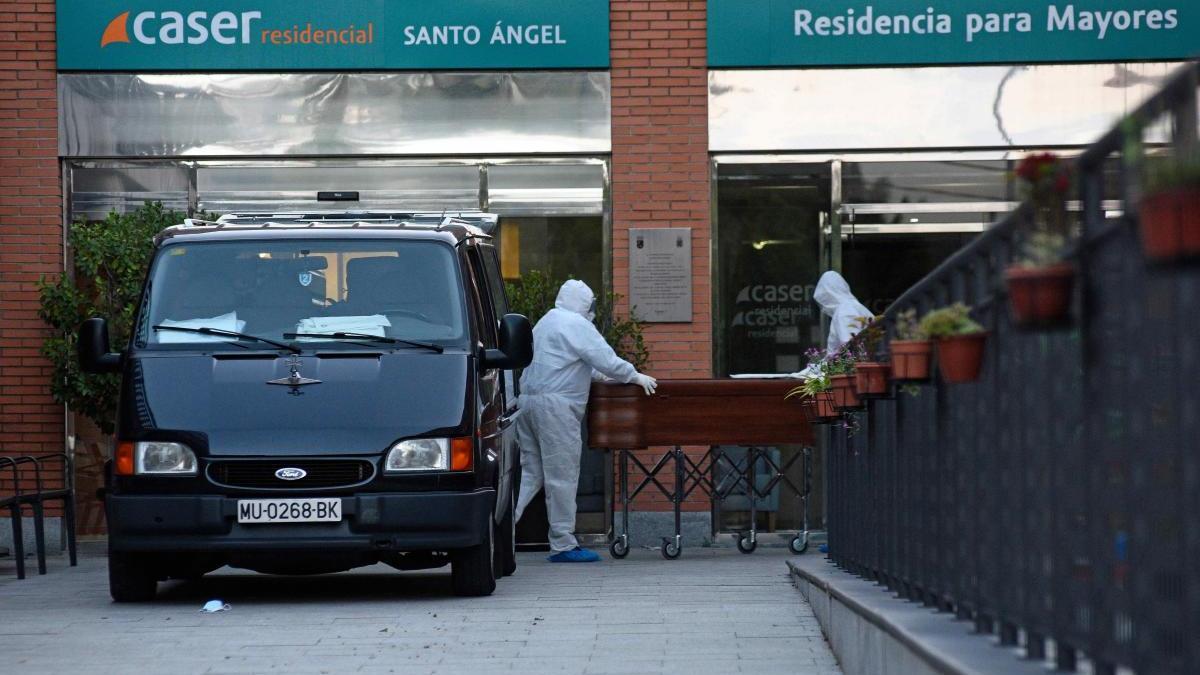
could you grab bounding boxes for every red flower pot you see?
[830,374,863,411]
[1140,188,1200,262]
[1005,263,1075,327]
[794,394,817,424]
[890,340,933,381]
[854,362,890,397]
[936,333,988,384]
[813,391,839,422]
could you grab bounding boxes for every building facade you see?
[1,0,1196,544]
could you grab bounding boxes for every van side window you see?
[464,247,497,349]
[475,244,518,404]
[479,245,509,318]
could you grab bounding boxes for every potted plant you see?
[919,303,988,384]
[888,308,932,381]
[1140,156,1200,263]
[850,316,890,397]
[824,344,865,412]
[786,370,839,424]
[1006,152,1075,327]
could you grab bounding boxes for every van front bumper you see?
[106,489,494,552]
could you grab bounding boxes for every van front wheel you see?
[451,509,497,597]
[109,551,158,602]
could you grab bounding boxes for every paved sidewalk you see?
[1,545,841,675]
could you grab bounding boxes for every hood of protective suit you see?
[814,271,861,317]
[555,279,595,320]
[813,270,873,356]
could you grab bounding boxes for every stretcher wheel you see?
[661,539,681,560]
[790,534,809,555]
[609,538,629,559]
[736,535,757,554]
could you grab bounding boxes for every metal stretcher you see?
[588,379,815,560]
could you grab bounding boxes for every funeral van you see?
[79,212,531,601]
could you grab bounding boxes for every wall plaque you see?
[628,228,692,323]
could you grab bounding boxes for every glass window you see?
[197,164,480,214]
[839,159,1014,313]
[837,156,1120,313]
[137,239,467,349]
[716,163,829,376]
[69,164,190,221]
[494,216,604,293]
[843,159,1012,203]
[488,163,605,217]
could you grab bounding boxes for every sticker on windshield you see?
[297,272,313,287]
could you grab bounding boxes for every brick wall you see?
[0,1,64,495]
[610,1,710,511]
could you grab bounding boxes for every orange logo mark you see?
[100,11,131,47]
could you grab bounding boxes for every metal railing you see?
[826,61,1199,675]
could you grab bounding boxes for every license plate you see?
[237,498,342,524]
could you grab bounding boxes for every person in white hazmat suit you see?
[814,270,872,357]
[792,271,873,379]
[514,280,657,563]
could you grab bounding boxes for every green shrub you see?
[918,303,984,339]
[504,270,650,371]
[37,203,198,434]
[1145,155,1200,192]
[504,269,559,327]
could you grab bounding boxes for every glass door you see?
[713,159,833,533]
[714,161,832,377]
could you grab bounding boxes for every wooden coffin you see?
[587,379,814,449]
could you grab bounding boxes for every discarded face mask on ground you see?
[199,600,231,613]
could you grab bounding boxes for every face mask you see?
[586,299,596,322]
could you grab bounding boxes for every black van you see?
[79,212,532,601]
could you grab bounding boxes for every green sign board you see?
[710,0,1200,67]
[57,0,608,71]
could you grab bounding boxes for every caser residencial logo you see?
[99,9,373,47]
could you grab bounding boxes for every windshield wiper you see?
[152,325,301,354]
[283,331,444,354]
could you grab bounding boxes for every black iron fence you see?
[826,61,1199,675]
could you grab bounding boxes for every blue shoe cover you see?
[547,547,601,563]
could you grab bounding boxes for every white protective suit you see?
[814,271,873,356]
[514,280,652,552]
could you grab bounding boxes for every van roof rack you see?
[181,217,221,228]
[195,211,499,234]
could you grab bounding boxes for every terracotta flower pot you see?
[813,391,839,423]
[890,340,933,381]
[794,394,818,424]
[830,374,863,411]
[1140,188,1200,262]
[1005,263,1075,327]
[854,362,890,397]
[936,333,988,384]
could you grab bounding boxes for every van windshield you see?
[136,239,468,350]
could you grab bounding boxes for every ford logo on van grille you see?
[275,467,307,481]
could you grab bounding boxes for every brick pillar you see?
[0,3,64,495]
[610,1,711,522]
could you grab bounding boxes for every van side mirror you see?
[483,313,533,370]
[79,318,123,374]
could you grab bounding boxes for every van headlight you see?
[385,438,449,473]
[135,441,198,475]
[384,437,473,473]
